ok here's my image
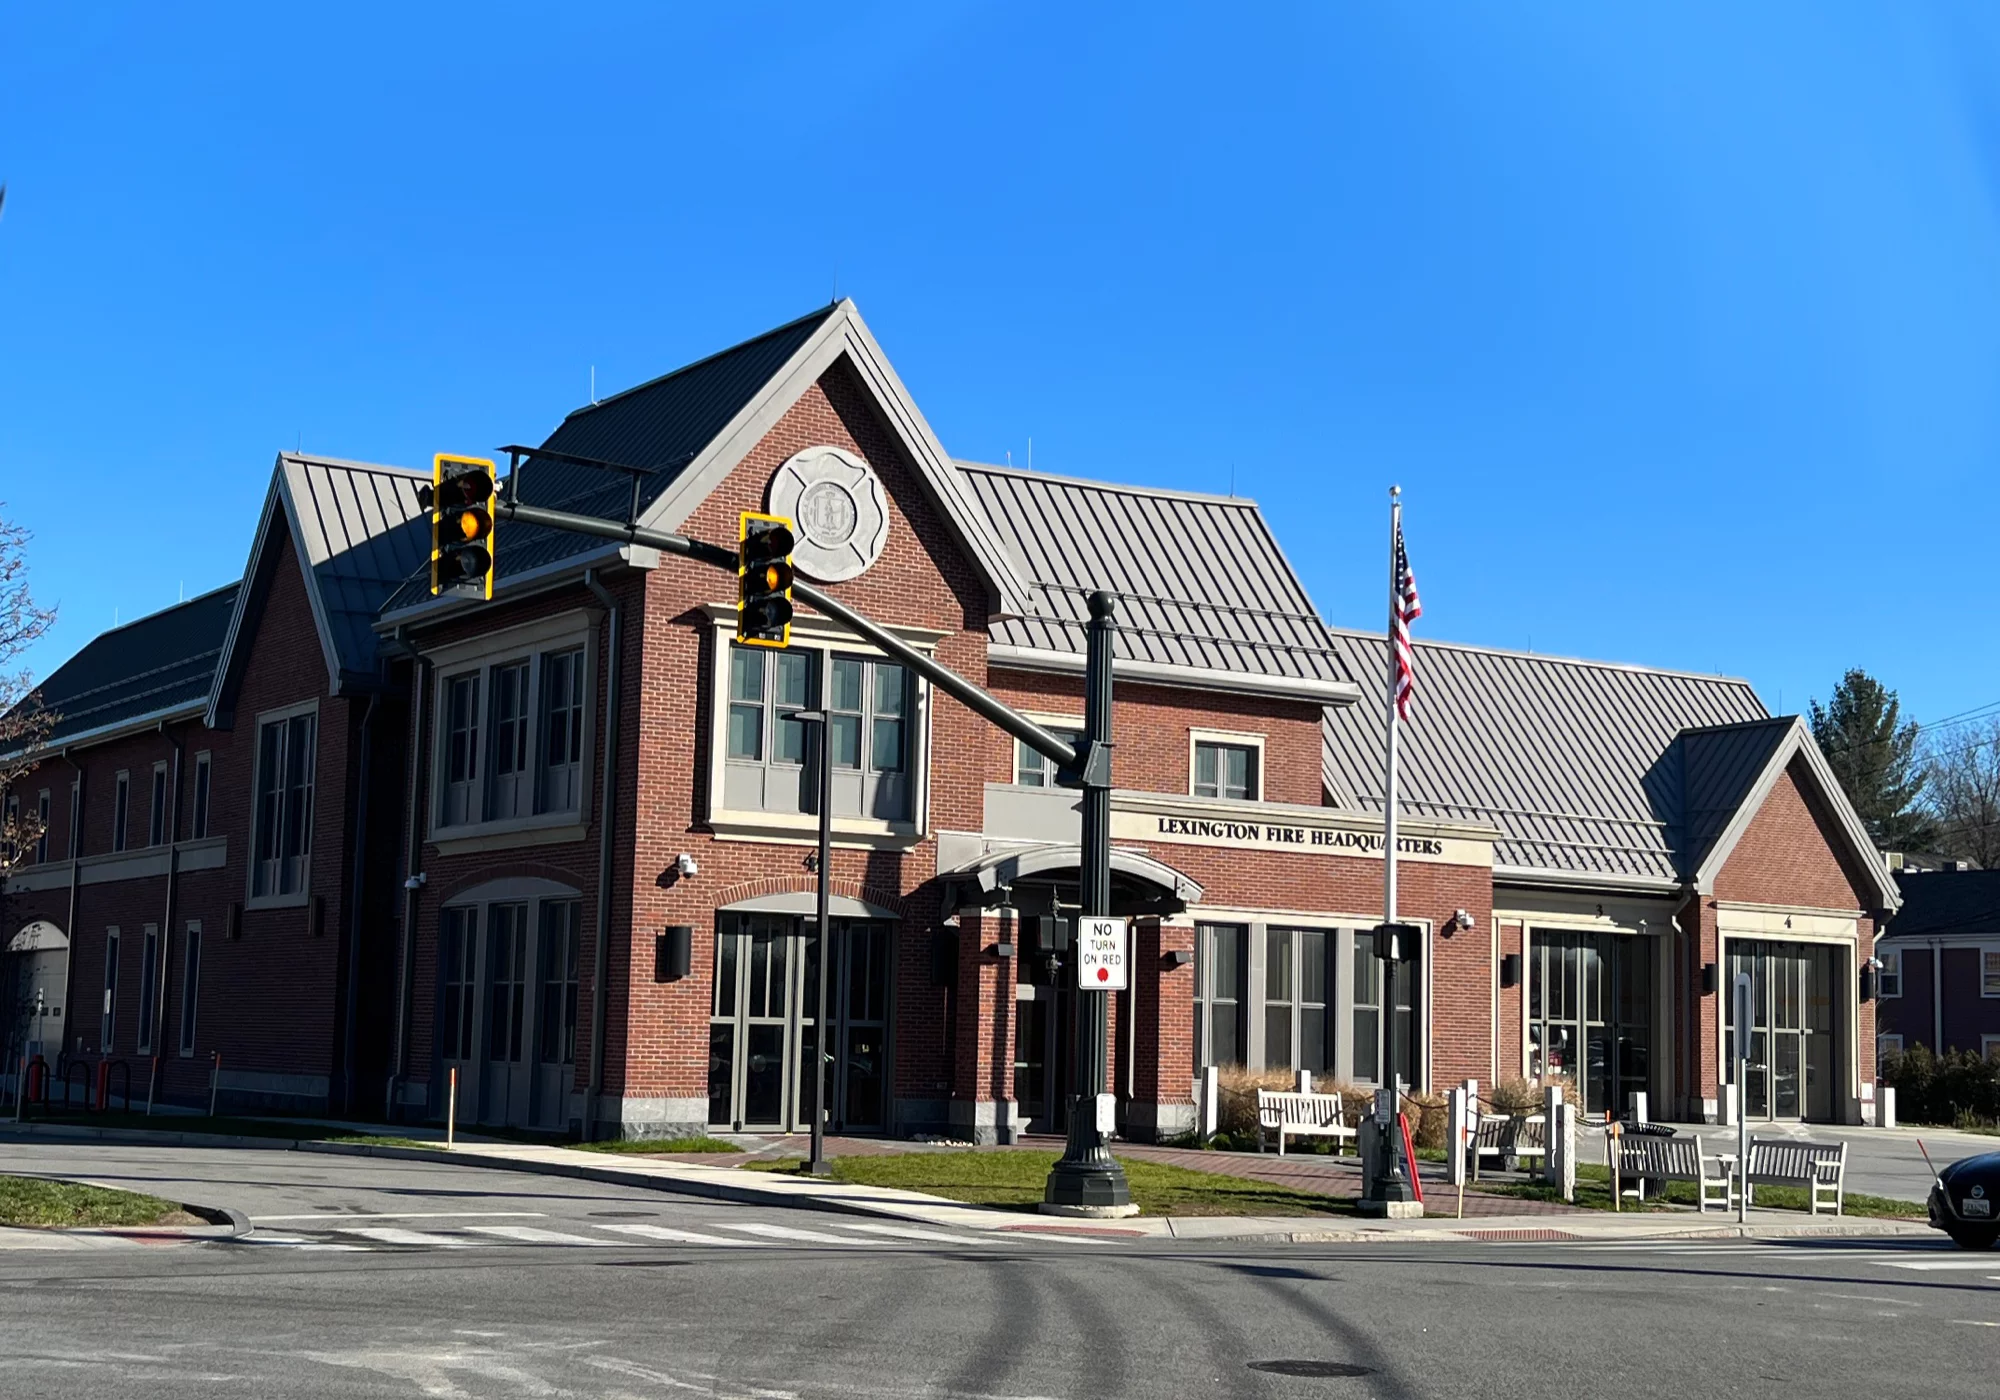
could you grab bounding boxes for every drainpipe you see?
[149,727,183,1100]
[58,753,83,1062]
[583,569,622,1142]
[340,693,380,1115]
[389,652,429,1119]
[1931,937,1944,1054]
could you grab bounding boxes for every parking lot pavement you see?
[1656,1120,1994,1201]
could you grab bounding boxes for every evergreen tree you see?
[1808,668,1932,851]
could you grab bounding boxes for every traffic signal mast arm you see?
[494,496,1086,777]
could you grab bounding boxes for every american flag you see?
[1392,523,1421,720]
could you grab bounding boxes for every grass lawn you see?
[577,1136,744,1155]
[1477,1163,1925,1219]
[16,1110,431,1150]
[0,1175,194,1229]
[745,1150,1353,1217]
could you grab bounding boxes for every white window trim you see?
[191,751,212,840]
[246,697,320,910]
[1877,947,1901,998]
[179,919,202,1056]
[1879,1033,1904,1058]
[703,610,935,845]
[1009,711,1085,787]
[1983,1034,2000,1063]
[426,612,597,844]
[1983,947,2000,999]
[136,923,159,1053]
[1188,727,1266,802]
[149,760,170,847]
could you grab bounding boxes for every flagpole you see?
[1384,484,1401,936]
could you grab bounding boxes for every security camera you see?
[1454,909,1475,932]
[674,853,699,878]
[403,872,428,890]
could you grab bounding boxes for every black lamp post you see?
[793,708,834,1178]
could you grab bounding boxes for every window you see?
[149,762,169,846]
[489,660,532,819]
[1015,728,1084,786]
[253,710,316,899]
[1985,950,2000,999]
[487,903,529,1064]
[1262,927,1330,1074]
[137,926,159,1052]
[34,790,49,863]
[112,772,130,852]
[538,649,586,814]
[442,673,482,826]
[191,753,211,840]
[721,643,912,822]
[1878,1033,1904,1060]
[101,929,120,1050]
[68,780,79,860]
[1351,937,1381,1084]
[2,794,15,863]
[1193,923,1246,1068]
[1877,948,1901,999]
[440,906,478,1061]
[1193,740,1259,801]
[1984,1035,2000,1064]
[538,900,581,1066]
[179,923,202,1055]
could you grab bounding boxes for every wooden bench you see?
[1745,1138,1847,1215]
[1469,1113,1546,1177]
[1616,1133,1734,1212]
[1255,1089,1355,1156]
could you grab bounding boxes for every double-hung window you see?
[179,923,202,1055]
[1984,949,2000,998]
[1877,948,1900,999]
[101,929,120,1050]
[1264,927,1330,1073]
[112,772,130,853]
[1015,728,1084,786]
[191,754,211,840]
[34,790,49,863]
[832,654,911,818]
[137,925,159,1052]
[149,762,169,846]
[1193,923,1247,1069]
[252,708,316,899]
[1878,1033,1904,1060]
[1193,738,1260,800]
[433,628,592,836]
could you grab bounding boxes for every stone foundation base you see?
[1039,1201,1142,1219]
[1358,1199,1425,1219]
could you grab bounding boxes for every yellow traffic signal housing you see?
[427,454,498,600]
[737,511,795,647]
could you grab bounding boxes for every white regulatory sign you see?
[1076,916,1129,991]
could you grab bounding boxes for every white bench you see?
[1255,1089,1355,1156]
[1470,1113,1546,1176]
[1616,1134,1734,1213]
[1745,1138,1847,1216]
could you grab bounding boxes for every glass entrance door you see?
[1528,930,1653,1117]
[1727,940,1835,1122]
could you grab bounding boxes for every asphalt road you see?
[2,1143,1997,1399]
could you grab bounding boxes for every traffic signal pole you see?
[493,493,1130,1208]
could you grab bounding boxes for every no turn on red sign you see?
[1075,917,1129,991]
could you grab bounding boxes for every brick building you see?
[3,300,1901,1135]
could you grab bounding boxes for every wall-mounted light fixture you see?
[990,941,1016,959]
[1166,948,1195,967]
[655,924,693,981]
[674,853,699,878]
[1499,953,1521,988]
[1701,962,1718,996]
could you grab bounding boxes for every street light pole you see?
[1042,591,1133,1216]
[795,709,834,1178]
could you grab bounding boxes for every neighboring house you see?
[1875,868,2000,1063]
[2,299,1904,1134]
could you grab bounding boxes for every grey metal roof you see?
[1678,718,1796,876]
[958,462,1350,688]
[278,453,431,682]
[1881,869,2000,941]
[14,583,240,747]
[379,304,838,615]
[1320,630,1770,881]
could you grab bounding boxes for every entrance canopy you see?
[940,844,1202,919]
[7,922,67,954]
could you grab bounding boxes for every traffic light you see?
[424,454,498,599]
[737,511,795,646]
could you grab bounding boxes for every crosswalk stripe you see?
[829,1222,998,1246]
[589,1223,768,1247]
[340,1227,471,1248]
[465,1225,617,1247]
[719,1222,868,1245]
[1884,1258,2000,1271]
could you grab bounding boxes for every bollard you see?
[1199,1065,1219,1143]
[1881,1085,1897,1130]
[1445,1087,1468,1188]
[446,1066,458,1148]
[1295,1069,1313,1096]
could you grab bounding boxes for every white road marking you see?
[829,1222,999,1246]
[1884,1258,2000,1271]
[250,1211,548,1223]
[591,1222,770,1247]
[339,1227,472,1248]
[719,1222,868,1245]
[465,1225,617,1247]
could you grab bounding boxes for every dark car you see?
[1928,1150,2000,1251]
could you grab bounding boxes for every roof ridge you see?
[561,302,844,426]
[72,581,241,644]
[279,452,426,479]
[1325,625,1763,692]
[1679,716,1798,738]
[955,458,1264,509]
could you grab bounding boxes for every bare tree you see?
[1926,718,2000,870]
[0,508,58,884]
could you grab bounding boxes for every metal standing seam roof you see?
[378,305,839,615]
[957,462,1350,686]
[278,453,432,682]
[1881,869,2000,941]
[1320,629,1771,880]
[1677,717,1798,876]
[12,583,241,748]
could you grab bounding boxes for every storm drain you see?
[1454,1227,1581,1242]
[1248,1361,1377,1378]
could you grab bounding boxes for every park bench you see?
[1255,1089,1356,1156]
[1745,1137,1848,1215]
[1470,1112,1546,1177]
[1615,1133,1734,1212]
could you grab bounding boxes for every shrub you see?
[1883,1044,2000,1126]
[1399,1090,1449,1150]
[1311,1075,1377,1127]
[1211,1065,1304,1138]
[1487,1075,1580,1116]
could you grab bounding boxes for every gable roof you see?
[960,462,1358,703]
[1881,869,2000,942]
[208,453,429,722]
[1319,632,1898,908]
[11,583,239,750]
[379,301,1032,620]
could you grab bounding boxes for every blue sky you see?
[4,4,1997,732]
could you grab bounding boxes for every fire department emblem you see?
[767,446,889,582]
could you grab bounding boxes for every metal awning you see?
[940,844,1203,919]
